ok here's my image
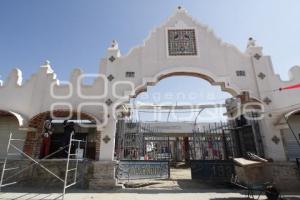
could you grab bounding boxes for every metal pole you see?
[221,122,229,160]
[62,132,74,200]
[74,140,80,183]
[0,133,12,191]
[10,143,64,182]
[3,144,70,182]
[192,132,195,160]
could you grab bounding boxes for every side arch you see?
[274,108,300,161]
[0,110,27,158]
[24,110,102,160]
[0,109,27,127]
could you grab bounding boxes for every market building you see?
[0,7,299,190]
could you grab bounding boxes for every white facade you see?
[0,7,300,161]
[0,115,25,158]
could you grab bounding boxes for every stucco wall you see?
[0,7,300,161]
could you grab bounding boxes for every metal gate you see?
[190,114,264,182]
[115,120,171,161]
[115,114,263,181]
[115,120,171,180]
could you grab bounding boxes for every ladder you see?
[62,132,85,200]
[0,133,23,189]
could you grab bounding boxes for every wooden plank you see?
[233,158,264,167]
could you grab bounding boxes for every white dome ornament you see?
[111,40,118,49]
[44,60,51,66]
[247,37,256,48]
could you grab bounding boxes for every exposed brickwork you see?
[24,110,99,158]
[0,110,14,116]
[95,130,101,161]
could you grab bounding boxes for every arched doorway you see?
[115,74,263,182]
[0,110,26,159]
[24,110,101,160]
[281,109,300,161]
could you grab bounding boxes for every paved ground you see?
[1,188,300,200]
[0,169,299,200]
[0,189,259,200]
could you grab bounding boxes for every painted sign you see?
[116,160,170,180]
[190,160,234,182]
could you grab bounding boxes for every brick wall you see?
[23,110,100,159]
[95,130,101,161]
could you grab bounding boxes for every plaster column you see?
[259,116,287,161]
[246,41,286,161]
[90,115,119,189]
[99,116,116,160]
[91,39,120,188]
[97,40,120,161]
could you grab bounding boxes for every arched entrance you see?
[280,109,300,161]
[114,74,263,182]
[132,69,241,99]
[24,110,101,160]
[0,110,26,159]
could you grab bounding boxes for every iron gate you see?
[115,114,263,181]
[190,114,264,182]
[115,120,171,180]
[115,120,171,161]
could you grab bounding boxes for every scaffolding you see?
[0,132,85,200]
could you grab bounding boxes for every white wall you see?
[0,116,26,159]
[0,7,300,161]
[281,114,300,160]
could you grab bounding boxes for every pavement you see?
[0,169,299,200]
[1,188,300,200]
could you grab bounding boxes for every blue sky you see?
[1,0,300,81]
[0,0,299,121]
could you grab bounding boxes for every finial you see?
[110,40,118,49]
[247,37,256,48]
[175,5,186,13]
[107,39,121,57]
[44,60,51,65]
[40,59,54,73]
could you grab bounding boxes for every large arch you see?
[101,8,271,162]
[130,67,263,105]
[132,67,239,98]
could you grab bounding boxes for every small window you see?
[236,70,246,77]
[125,71,135,78]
